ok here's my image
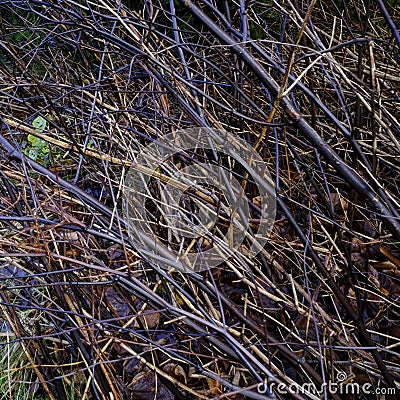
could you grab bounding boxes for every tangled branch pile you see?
[0,0,399,399]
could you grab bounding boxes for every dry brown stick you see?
[0,291,57,400]
[173,1,398,386]
[179,0,400,239]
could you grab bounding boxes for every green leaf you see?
[32,115,47,133]
[41,145,50,154]
[27,134,41,147]
[28,148,38,160]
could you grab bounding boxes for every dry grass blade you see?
[0,1,399,399]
